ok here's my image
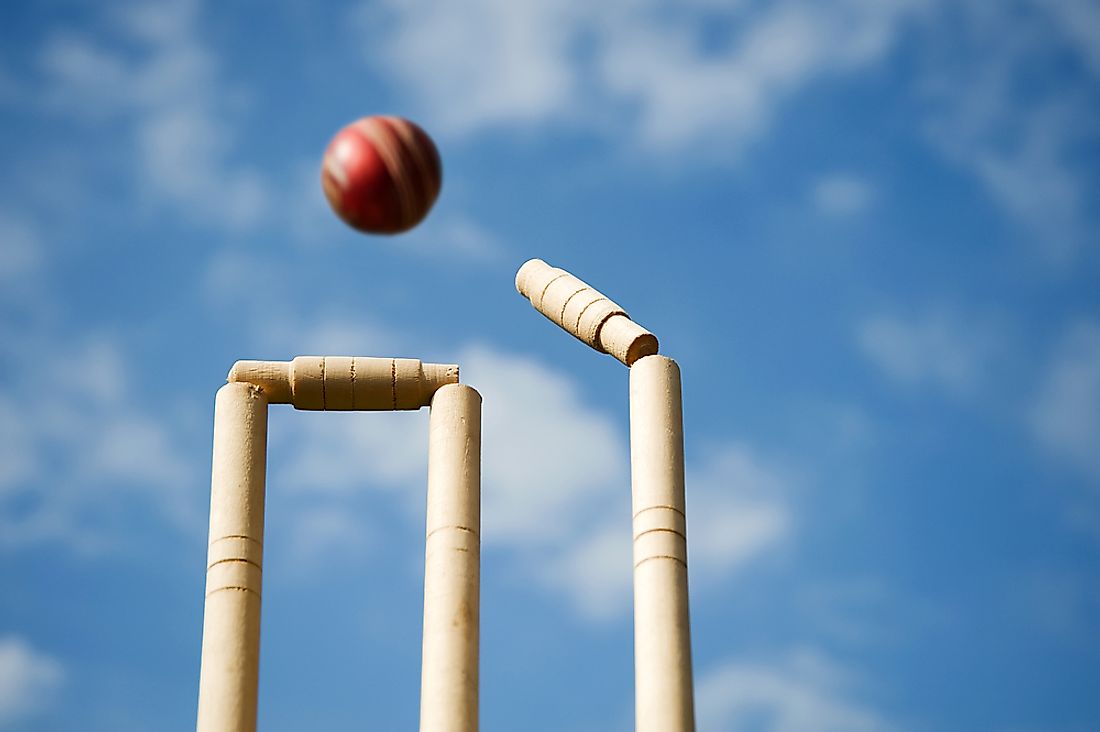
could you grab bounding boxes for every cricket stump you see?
[630,356,694,732]
[420,384,482,732]
[196,382,269,732]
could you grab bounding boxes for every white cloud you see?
[1031,322,1100,481]
[812,174,874,217]
[0,398,35,493]
[598,1,921,152]
[37,0,268,230]
[0,211,41,282]
[275,410,429,502]
[1042,0,1100,76]
[462,346,625,543]
[264,335,790,620]
[687,445,793,578]
[200,253,427,354]
[286,158,343,246]
[137,107,267,230]
[0,636,63,728]
[360,0,580,136]
[921,2,1099,262]
[967,104,1087,262]
[1013,568,1100,639]
[200,249,292,321]
[539,519,633,621]
[797,578,901,647]
[361,0,1098,259]
[394,214,505,263]
[83,414,193,490]
[0,336,201,553]
[541,442,793,621]
[360,0,924,154]
[265,341,627,605]
[857,308,999,396]
[284,504,375,572]
[273,343,624,539]
[697,648,896,732]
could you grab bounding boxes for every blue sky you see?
[1,0,1099,730]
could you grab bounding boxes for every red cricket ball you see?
[321,116,442,235]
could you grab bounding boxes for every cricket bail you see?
[227,356,459,410]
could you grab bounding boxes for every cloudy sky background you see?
[1,0,1099,730]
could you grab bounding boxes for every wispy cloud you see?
[265,341,626,612]
[284,503,376,573]
[687,445,793,578]
[264,334,791,620]
[812,173,875,217]
[0,636,64,728]
[392,213,505,264]
[461,346,625,544]
[255,155,507,269]
[0,210,41,283]
[275,410,428,502]
[796,577,926,648]
[541,441,794,621]
[359,0,924,156]
[359,0,580,136]
[1039,0,1100,77]
[36,0,268,230]
[857,307,1001,397]
[1031,321,1100,482]
[697,648,897,732]
[0,336,201,553]
[272,343,624,536]
[597,0,921,153]
[361,0,1098,262]
[538,519,633,621]
[1012,567,1100,640]
[921,2,1100,262]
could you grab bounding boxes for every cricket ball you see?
[321,116,442,235]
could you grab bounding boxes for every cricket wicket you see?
[196,357,481,732]
[516,258,697,732]
[197,259,693,730]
